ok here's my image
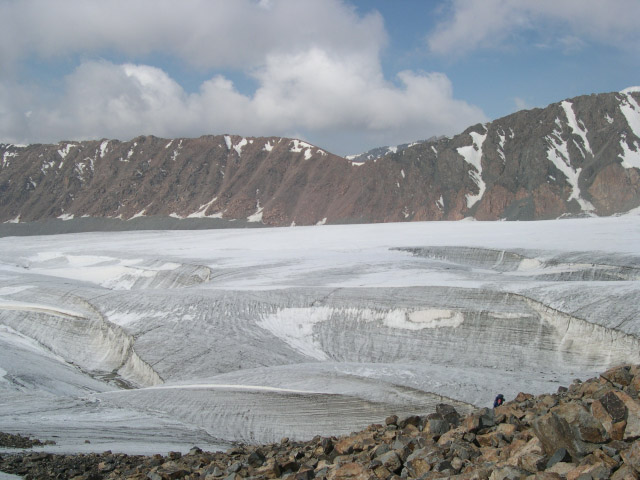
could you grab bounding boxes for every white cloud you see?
[513,97,530,111]
[0,0,487,154]
[0,0,385,71]
[6,54,485,154]
[427,0,640,56]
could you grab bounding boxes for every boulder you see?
[614,391,640,440]
[621,441,640,473]
[602,366,634,387]
[551,403,609,443]
[546,448,572,469]
[326,462,371,480]
[436,403,461,427]
[532,412,589,460]
[375,451,402,474]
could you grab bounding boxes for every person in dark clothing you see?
[493,394,505,408]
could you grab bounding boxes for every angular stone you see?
[545,462,576,476]
[505,437,544,472]
[614,421,629,441]
[376,451,402,473]
[620,441,640,473]
[326,462,371,480]
[602,366,633,387]
[546,448,572,469]
[425,415,451,437]
[487,465,528,479]
[436,404,461,427]
[437,426,467,446]
[404,454,431,478]
[610,464,639,480]
[397,415,421,429]
[551,402,608,443]
[614,391,640,440]
[385,415,398,426]
[515,393,534,403]
[334,432,375,455]
[532,412,589,460]
[247,450,266,467]
[601,391,629,423]
[496,423,517,439]
[565,462,611,480]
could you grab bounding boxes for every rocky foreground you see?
[2,365,640,480]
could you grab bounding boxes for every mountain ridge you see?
[1,88,640,228]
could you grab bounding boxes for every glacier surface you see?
[0,216,639,454]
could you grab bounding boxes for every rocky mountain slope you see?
[2,364,640,479]
[1,88,640,227]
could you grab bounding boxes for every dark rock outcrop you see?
[1,89,640,228]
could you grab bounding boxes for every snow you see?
[621,86,640,94]
[605,113,614,124]
[57,213,74,221]
[1,216,640,451]
[497,129,506,162]
[263,141,274,152]
[387,146,398,154]
[2,150,18,168]
[99,140,109,158]
[170,140,183,161]
[187,197,219,218]
[247,206,264,223]
[436,195,444,210]
[546,129,595,211]
[233,138,248,156]
[431,145,438,156]
[619,135,640,169]
[350,161,365,167]
[131,208,147,219]
[126,142,137,161]
[561,101,592,156]
[57,143,76,159]
[457,129,488,208]
[619,90,640,139]
[316,217,327,225]
[304,149,312,160]
[165,140,173,149]
[401,169,405,179]
[224,135,232,151]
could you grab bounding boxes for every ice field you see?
[1,215,639,454]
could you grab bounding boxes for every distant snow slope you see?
[0,216,639,452]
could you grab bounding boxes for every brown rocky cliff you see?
[1,89,640,226]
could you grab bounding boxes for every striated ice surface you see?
[0,216,639,452]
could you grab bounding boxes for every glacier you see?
[0,215,639,454]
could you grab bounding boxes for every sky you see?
[0,0,639,156]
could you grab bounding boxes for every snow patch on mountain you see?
[57,143,76,159]
[561,101,592,156]
[457,129,487,209]
[620,90,640,139]
[99,140,109,158]
[620,135,640,169]
[234,138,248,156]
[187,197,219,218]
[546,129,595,212]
